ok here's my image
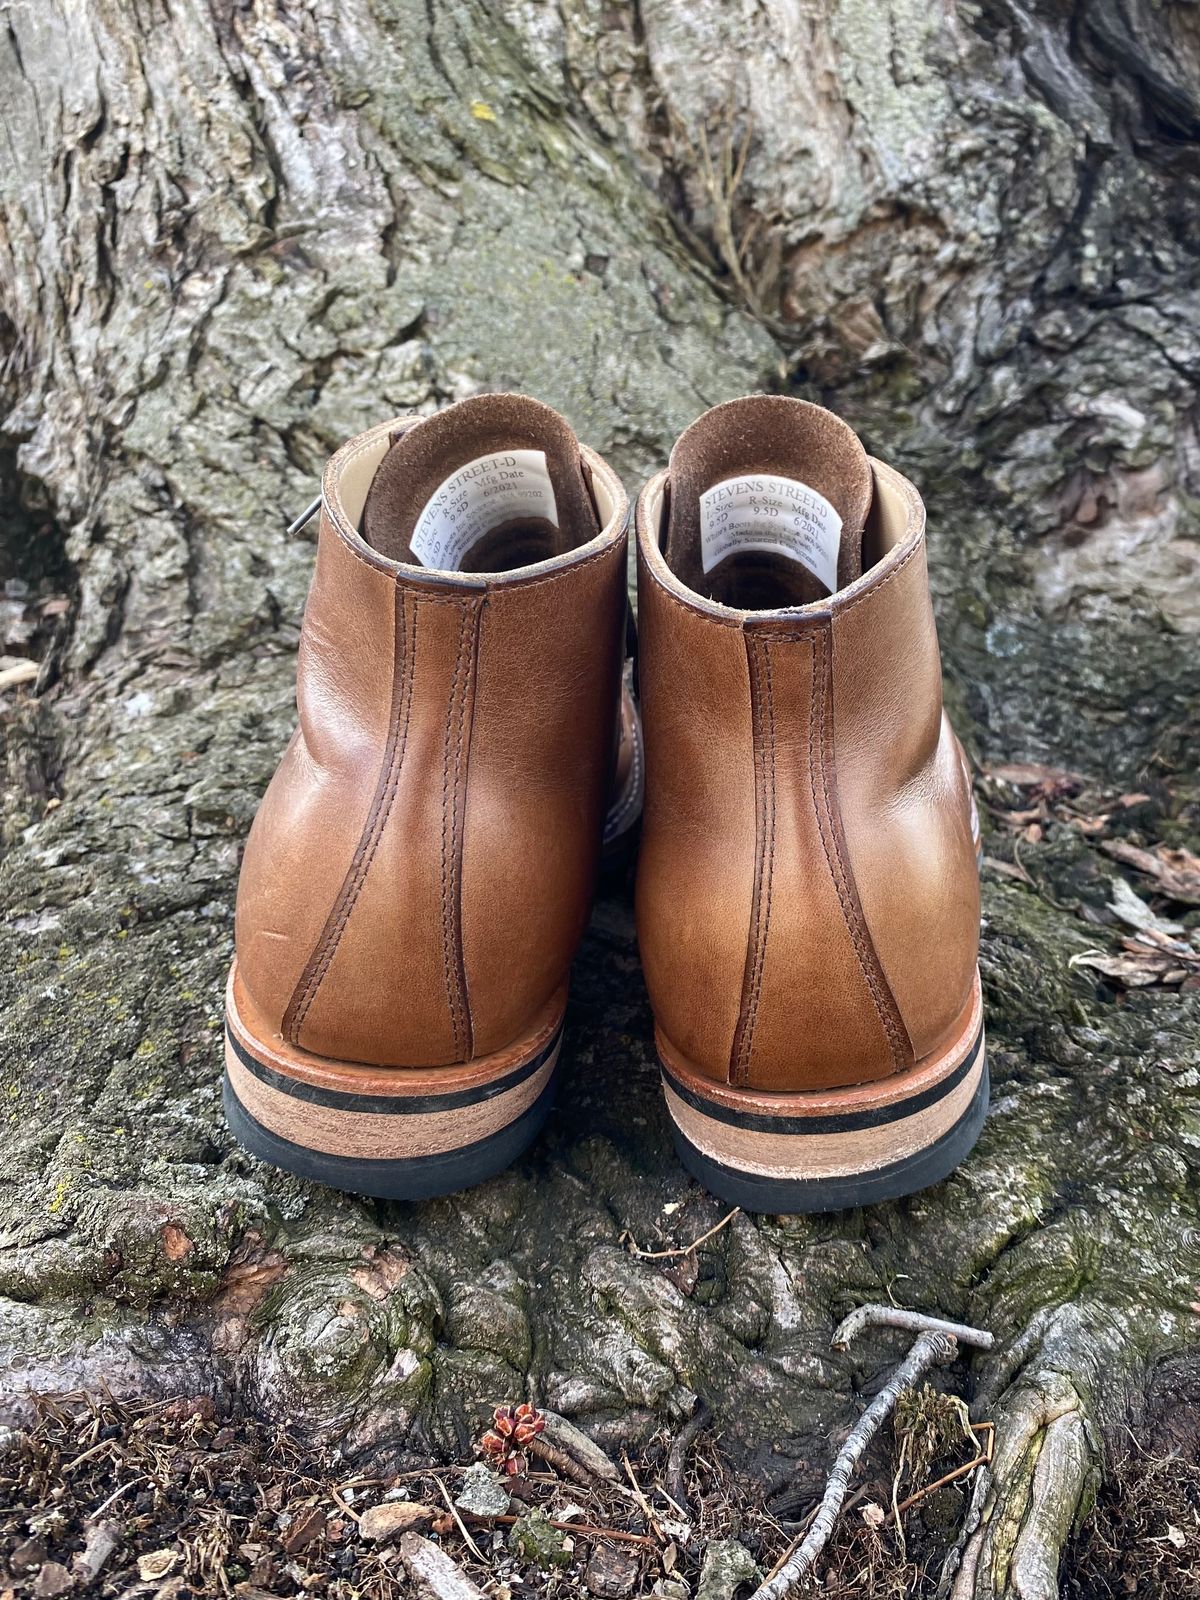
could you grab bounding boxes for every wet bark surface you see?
[1,2,1198,1594]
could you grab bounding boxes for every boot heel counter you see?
[729,625,912,1093]
[234,732,348,1036]
[283,588,479,1069]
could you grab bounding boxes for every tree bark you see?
[1,3,1198,1596]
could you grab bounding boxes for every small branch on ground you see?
[527,1429,618,1489]
[459,1512,655,1547]
[751,1306,993,1600]
[832,1304,995,1353]
[624,1207,740,1260]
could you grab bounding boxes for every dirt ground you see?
[3,1370,1197,1600]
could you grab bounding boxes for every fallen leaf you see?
[137,1549,178,1581]
[154,1395,215,1426]
[398,1532,488,1600]
[664,1251,699,1297]
[1071,948,1190,988]
[32,1561,73,1598]
[282,1505,326,1554]
[1107,877,1186,938]
[585,1540,641,1597]
[985,761,1085,790]
[982,856,1033,885]
[359,1500,435,1541]
[11,1536,48,1574]
[1121,928,1197,959]
[1101,840,1200,905]
[1067,813,1110,835]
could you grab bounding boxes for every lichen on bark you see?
[1,2,1198,1596]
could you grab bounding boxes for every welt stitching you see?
[439,602,472,1057]
[287,587,417,1039]
[811,629,906,1069]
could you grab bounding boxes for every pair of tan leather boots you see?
[225,394,984,1213]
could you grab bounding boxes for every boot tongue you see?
[360,393,598,571]
[664,396,873,607]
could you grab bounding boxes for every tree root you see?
[942,1367,1099,1600]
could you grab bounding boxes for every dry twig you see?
[527,1433,608,1488]
[832,1304,994,1352]
[626,1207,740,1260]
[460,1511,654,1547]
[892,1420,994,1517]
[749,1306,992,1600]
[434,1475,485,1563]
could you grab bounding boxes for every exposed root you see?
[943,1371,1098,1600]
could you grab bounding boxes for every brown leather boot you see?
[225,395,632,1197]
[635,396,984,1212]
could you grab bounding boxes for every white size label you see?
[410,450,559,570]
[699,474,842,594]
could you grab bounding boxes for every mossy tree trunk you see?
[1,2,1198,1595]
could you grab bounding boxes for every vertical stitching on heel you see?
[730,634,778,1086]
[810,626,912,1073]
[284,584,419,1044]
[439,597,481,1061]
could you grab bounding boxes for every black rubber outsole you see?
[669,1060,989,1215]
[222,1067,559,1200]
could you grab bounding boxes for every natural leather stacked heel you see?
[635,396,985,1212]
[226,395,631,1198]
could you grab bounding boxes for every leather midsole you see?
[659,971,986,1181]
[663,1031,984,1180]
[657,971,983,1122]
[225,1033,561,1159]
[224,960,567,1157]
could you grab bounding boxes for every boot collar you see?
[312,410,628,590]
[636,455,925,629]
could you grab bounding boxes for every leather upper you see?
[635,399,980,1094]
[235,402,629,1069]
